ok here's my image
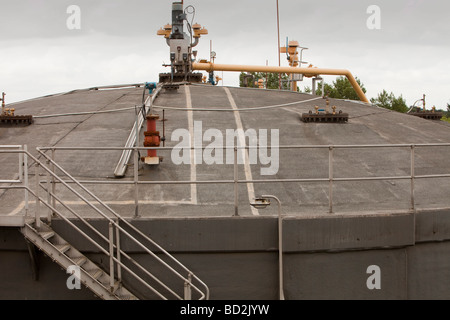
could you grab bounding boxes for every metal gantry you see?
[34,142,450,215]
[0,145,210,300]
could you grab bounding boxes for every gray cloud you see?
[0,0,449,108]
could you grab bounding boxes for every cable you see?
[33,84,159,119]
[33,106,137,119]
[152,96,323,112]
[184,5,196,47]
[34,86,322,116]
[8,83,145,107]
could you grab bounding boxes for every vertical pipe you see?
[321,79,325,98]
[134,111,139,218]
[134,145,139,218]
[24,145,29,217]
[261,195,284,300]
[234,147,239,216]
[276,198,284,300]
[19,146,23,183]
[411,145,415,211]
[329,146,334,214]
[109,222,115,292]
[135,110,140,156]
[276,0,281,90]
[146,116,159,157]
[184,273,192,300]
[46,159,52,225]
[1,92,5,115]
[51,149,56,211]
[115,219,122,283]
[35,163,41,229]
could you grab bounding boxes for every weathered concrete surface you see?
[1,208,450,300]
[1,84,450,220]
[1,84,450,300]
[283,212,415,252]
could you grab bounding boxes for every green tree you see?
[314,76,367,101]
[300,86,312,94]
[370,90,408,113]
[239,72,290,90]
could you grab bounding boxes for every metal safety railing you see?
[0,145,209,300]
[4,143,449,301]
[37,143,450,216]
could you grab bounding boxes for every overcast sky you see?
[1,0,449,109]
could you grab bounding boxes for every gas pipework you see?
[280,39,309,92]
[409,94,443,121]
[301,97,348,123]
[255,79,265,89]
[157,2,208,84]
[0,92,34,126]
[142,114,162,165]
[1,92,5,115]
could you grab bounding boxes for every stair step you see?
[87,268,103,281]
[118,294,138,300]
[23,223,142,300]
[72,256,87,266]
[55,243,71,253]
[111,281,121,294]
[39,231,55,240]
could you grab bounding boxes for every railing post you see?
[23,145,29,217]
[51,149,56,214]
[18,146,23,183]
[410,145,415,211]
[35,162,41,229]
[46,158,52,225]
[134,147,139,218]
[134,110,140,218]
[234,147,239,216]
[115,219,122,283]
[184,273,192,300]
[109,222,115,292]
[329,146,334,214]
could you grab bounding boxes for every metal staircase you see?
[21,222,138,300]
[1,145,209,300]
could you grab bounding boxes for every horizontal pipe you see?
[47,174,448,186]
[192,62,369,103]
[35,142,450,152]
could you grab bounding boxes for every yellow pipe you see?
[192,62,369,103]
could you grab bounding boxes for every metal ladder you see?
[1,145,209,300]
[21,221,137,300]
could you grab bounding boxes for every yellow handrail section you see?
[192,62,369,103]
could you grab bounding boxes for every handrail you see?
[3,142,450,298]
[42,186,182,299]
[18,184,169,299]
[36,143,450,214]
[36,148,209,300]
[1,146,209,300]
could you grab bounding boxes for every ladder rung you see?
[73,256,87,266]
[87,268,103,281]
[111,281,121,294]
[118,294,137,300]
[39,231,55,240]
[55,243,71,253]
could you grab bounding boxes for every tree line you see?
[239,72,449,118]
